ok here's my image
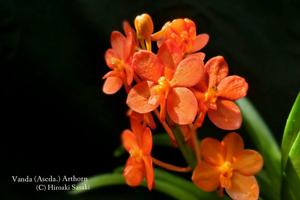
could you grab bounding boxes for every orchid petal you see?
[122,130,138,153]
[217,75,248,100]
[170,19,186,34]
[205,56,228,88]
[104,49,117,69]
[124,64,134,85]
[200,137,224,165]
[143,156,154,190]
[111,31,126,59]
[170,56,204,87]
[167,87,198,125]
[192,161,220,192]
[225,173,259,200]
[157,42,176,80]
[123,157,144,187]
[127,81,159,113]
[123,21,137,58]
[222,132,244,162]
[208,100,242,130]
[129,118,144,142]
[233,150,263,176]
[185,52,206,61]
[132,50,162,82]
[102,76,123,95]
[151,29,166,41]
[142,128,153,155]
[189,33,209,53]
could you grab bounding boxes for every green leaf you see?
[282,131,300,200]
[281,92,300,169]
[237,98,281,200]
[70,173,200,200]
[113,166,229,200]
[70,173,124,195]
[113,133,173,157]
[256,170,272,200]
[72,167,230,200]
[153,168,230,200]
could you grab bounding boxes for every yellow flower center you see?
[151,76,170,95]
[111,57,125,72]
[219,161,233,189]
[205,86,218,104]
[158,76,170,92]
[130,147,143,162]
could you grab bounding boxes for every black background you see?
[1,0,299,199]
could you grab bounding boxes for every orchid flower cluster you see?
[102,13,263,200]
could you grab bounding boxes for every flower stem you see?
[173,125,197,168]
[154,110,175,141]
[153,110,196,168]
[152,157,192,172]
[191,125,201,164]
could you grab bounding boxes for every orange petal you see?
[205,56,228,88]
[207,100,242,130]
[102,76,123,95]
[157,41,176,80]
[128,110,143,122]
[123,157,144,187]
[124,64,134,85]
[130,118,144,140]
[233,150,263,176]
[123,21,136,40]
[143,156,154,190]
[189,33,209,53]
[162,40,184,66]
[225,173,259,200]
[170,19,186,34]
[142,128,153,155]
[192,161,220,192]
[104,49,116,69]
[111,31,126,59]
[132,50,162,82]
[127,81,159,113]
[148,93,162,106]
[151,29,166,41]
[170,56,204,87]
[102,70,121,79]
[200,138,224,166]
[217,75,248,100]
[123,21,137,47]
[122,130,138,153]
[122,21,135,59]
[222,132,244,162]
[167,87,198,125]
[186,52,206,61]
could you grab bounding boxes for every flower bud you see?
[134,13,154,40]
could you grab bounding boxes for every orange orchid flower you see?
[122,118,154,190]
[193,56,248,130]
[102,21,137,94]
[127,43,205,125]
[151,18,209,55]
[192,133,263,200]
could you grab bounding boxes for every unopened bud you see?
[134,13,154,40]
